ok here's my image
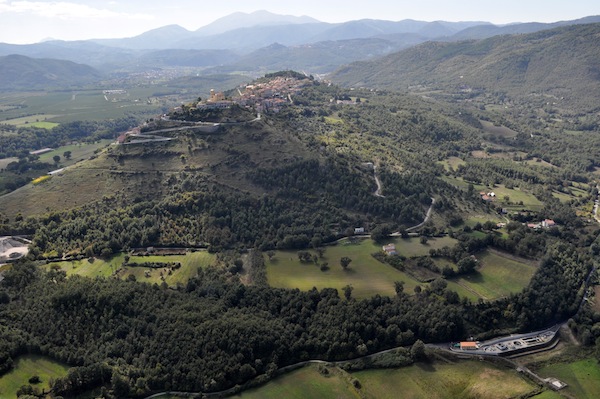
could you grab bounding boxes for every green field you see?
[449,249,538,300]
[266,238,428,298]
[442,177,544,212]
[232,365,360,399]
[230,360,537,399]
[46,251,215,286]
[353,360,537,399]
[480,120,519,138]
[2,114,60,128]
[0,355,69,398]
[0,89,163,123]
[438,156,466,171]
[265,237,534,301]
[538,358,600,399]
[0,157,18,170]
[37,140,113,168]
[324,116,344,124]
[390,236,458,257]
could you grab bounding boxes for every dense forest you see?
[0,236,593,397]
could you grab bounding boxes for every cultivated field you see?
[0,355,69,398]
[449,249,538,300]
[537,358,600,399]
[2,114,60,129]
[0,89,161,123]
[46,251,215,286]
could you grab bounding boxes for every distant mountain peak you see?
[195,10,321,36]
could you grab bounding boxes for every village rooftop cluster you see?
[198,76,311,113]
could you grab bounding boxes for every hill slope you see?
[330,23,600,113]
[0,54,102,90]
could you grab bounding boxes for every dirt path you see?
[372,164,384,197]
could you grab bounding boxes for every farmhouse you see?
[382,244,397,256]
[354,227,365,234]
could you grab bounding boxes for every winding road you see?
[369,162,434,232]
[142,322,565,399]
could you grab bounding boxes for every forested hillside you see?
[331,23,600,114]
[1,70,600,398]
[0,55,103,90]
[0,240,594,397]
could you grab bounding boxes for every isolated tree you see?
[410,339,426,360]
[52,155,60,164]
[340,256,352,270]
[63,150,72,160]
[266,250,275,260]
[457,256,477,274]
[342,284,354,300]
[371,224,392,243]
[394,281,405,296]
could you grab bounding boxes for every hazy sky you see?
[1,0,599,44]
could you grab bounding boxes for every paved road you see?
[405,197,436,232]
[142,322,564,399]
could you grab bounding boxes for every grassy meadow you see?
[438,156,466,172]
[352,361,536,399]
[266,241,418,299]
[266,237,535,301]
[480,120,519,138]
[227,360,538,399]
[1,114,60,129]
[266,236,456,298]
[442,177,544,212]
[0,355,69,398]
[46,251,215,286]
[449,249,537,300]
[537,358,600,399]
[37,140,113,167]
[232,365,360,399]
[0,157,18,170]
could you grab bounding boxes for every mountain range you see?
[0,11,599,87]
